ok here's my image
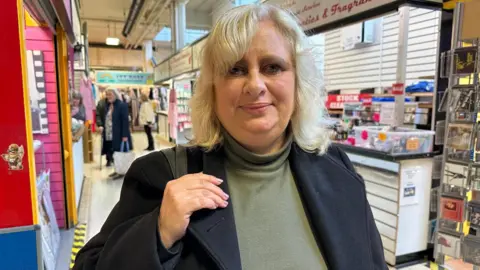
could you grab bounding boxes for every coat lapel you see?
[187,149,242,270]
[289,144,373,269]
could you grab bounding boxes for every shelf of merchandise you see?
[435,3,480,269]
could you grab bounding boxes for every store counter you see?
[334,143,435,266]
[156,111,169,142]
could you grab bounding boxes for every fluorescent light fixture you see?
[106,37,120,46]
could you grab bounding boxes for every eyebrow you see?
[235,55,291,67]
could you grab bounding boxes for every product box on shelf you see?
[437,231,462,259]
[353,126,434,155]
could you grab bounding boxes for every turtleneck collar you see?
[223,130,293,172]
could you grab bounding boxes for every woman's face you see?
[106,91,116,103]
[214,20,295,153]
[72,98,80,106]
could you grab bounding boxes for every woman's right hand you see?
[158,173,229,249]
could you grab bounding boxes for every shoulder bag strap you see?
[162,145,188,179]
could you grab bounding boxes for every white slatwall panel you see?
[406,8,440,84]
[323,8,440,93]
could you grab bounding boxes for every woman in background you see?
[71,91,86,122]
[99,88,133,168]
[139,93,155,151]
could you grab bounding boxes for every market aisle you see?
[84,132,173,241]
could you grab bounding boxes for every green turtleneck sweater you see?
[223,133,327,270]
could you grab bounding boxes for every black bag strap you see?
[162,145,188,179]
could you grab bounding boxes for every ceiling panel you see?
[188,0,218,12]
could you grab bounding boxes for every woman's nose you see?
[243,71,266,96]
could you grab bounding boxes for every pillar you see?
[0,0,41,268]
[170,1,177,52]
[144,40,154,73]
[173,0,187,51]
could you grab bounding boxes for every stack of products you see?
[436,41,480,266]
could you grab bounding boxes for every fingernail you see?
[224,193,229,200]
[223,201,229,207]
[217,178,224,184]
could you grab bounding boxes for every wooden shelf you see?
[372,93,434,97]
[418,103,433,109]
[328,109,343,115]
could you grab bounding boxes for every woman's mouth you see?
[240,103,272,114]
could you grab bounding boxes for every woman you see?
[98,88,133,168]
[74,4,386,270]
[71,91,86,122]
[139,93,155,151]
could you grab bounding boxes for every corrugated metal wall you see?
[323,7,440,93]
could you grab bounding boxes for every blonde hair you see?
[190,3,330,154]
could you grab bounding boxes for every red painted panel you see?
[26,26,65,228]
[38,135,60,144]
[45,82,57,93]
[42,143,61,154]
[47,113,59,123]
[44,62,55,73]
[44,73,57,83]
[47,163,63,173]
[51,191,64,201]
[25,27,53,41]
[0,2,35,228]
[46,105,58,115]
[46,92,58,104]
[44,154,62,164]
[25,40,54,52]
[43,52,55,62]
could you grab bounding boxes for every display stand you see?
[82,125,94,163]
[336,144,434,266]
[435,2,480,269]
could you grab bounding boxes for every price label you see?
[406,138,420,151]
[378,132,387,142]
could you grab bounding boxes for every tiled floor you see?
[55,132,172,269]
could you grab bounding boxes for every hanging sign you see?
[192,38,207,70]
[326,93,371,109]
[96,71,154,85]
[170,47,193,77]
[155,61,170,83]
[264,0,442,32]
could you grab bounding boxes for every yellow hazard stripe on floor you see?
[70,223,87,270]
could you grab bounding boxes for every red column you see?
[0,0,38,228]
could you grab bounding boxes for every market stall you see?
[264,0,444,266]
[433,2,480,269]
[153,36,206,144]
[94,70,158,132]
[0,0,76,268]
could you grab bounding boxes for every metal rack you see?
[435,2,480,269]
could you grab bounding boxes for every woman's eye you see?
[263,64,282,74]
[228,66,246,76]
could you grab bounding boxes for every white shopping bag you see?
[113,141,135,175]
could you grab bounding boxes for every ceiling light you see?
[106,37,120,46]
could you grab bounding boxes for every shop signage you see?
[96,71,154,85]
[392,83,404,95]
[326,93,371,109]
[170,47,193,77]
[264,0,442,32]
[192,38,207,70]
[155,61,170,83]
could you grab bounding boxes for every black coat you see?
[99,99,133,154]
[73,144,387,270]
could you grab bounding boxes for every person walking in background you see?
[100,88,133,173]
[71,91,86,122]
[139,93,155,151]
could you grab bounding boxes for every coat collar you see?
[187,144,372,270]
[187,147,242,270]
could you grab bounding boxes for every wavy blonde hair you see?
[189,3,330,154]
